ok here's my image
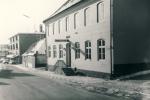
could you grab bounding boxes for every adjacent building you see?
[43,0,150,78]
[8,33,45,64]
[22,38,46,68]
[0,44,9,59]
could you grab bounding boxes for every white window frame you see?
[97,39,105,60]
[85,41,91,60]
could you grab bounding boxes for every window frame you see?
[85,41,91,60]
[97,39,105,60]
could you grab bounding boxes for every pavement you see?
[0,64,127,100]
[4,64,150,100]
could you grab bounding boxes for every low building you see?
[0,44,9,59]
[22,39,46,68]
[43,0,150,78]
[8,33,45,64]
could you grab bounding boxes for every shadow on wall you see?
[69,41,86,56]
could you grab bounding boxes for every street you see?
[0,64,127,100]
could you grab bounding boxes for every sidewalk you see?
[12,64,150,100]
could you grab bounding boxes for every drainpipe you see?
[110,0,114,78]
[45,24,48,71]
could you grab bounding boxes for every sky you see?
[0,0,67,44]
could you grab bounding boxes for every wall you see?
[113,0,150,76]
[36,54,46,67]
[45,0,112,75]
[22,56,35,68]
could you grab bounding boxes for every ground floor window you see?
[75,42,80,59]
[59,44,63,58]
[48,46,51,57]
[85,41,91,59]
[97,39,105,60]
[53,45,57,58]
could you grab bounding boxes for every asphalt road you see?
[0,64,127,100]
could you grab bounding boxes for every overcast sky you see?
[0,0,67,44]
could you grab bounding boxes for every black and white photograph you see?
[0,0,149,100]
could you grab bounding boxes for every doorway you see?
[66,43,71,67]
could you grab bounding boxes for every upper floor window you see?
[84,8,90,26]
[48,46,51,57]
[66,17,69,32]
[97,2,104,23]
[59,44,63,58]
[97,39,105,60]
[53,45,57,58]
[74,13,78,29]
[52,23,55,34]
[13,44,15,50]
[75,42,80,59]
[16,43,18,50]
[10,45,12,50]
[85,41,91,59]
[46,25,49,36]
[16,36,18,41]
[58,20,61,34]
[13,37,14,42]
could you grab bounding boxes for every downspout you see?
[45,24,48,70]
[110,0,114,78]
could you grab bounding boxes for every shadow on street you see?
[0,69,35,79]
[122,73,150,81]
[0,82,9,85]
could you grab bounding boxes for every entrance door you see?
[66,43,71,67]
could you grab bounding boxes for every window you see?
[97,2,104,23]
[59,44,63,58]
[53,23,55,34]
[16,36,18,41]
[66,17,69,32]
[58,20,61,34]
[75,42,80,59]
[74,13,78,29]
[97,39,105,60]
[46,25,49,36]
[13,44,15,50]
[48,46,51,57]
[53,45,57,58]
[84,8,90,26]
[11,45,12,50]
[85,41,91,59]
[13,37,14,42]
[16,43,18,50]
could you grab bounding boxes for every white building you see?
[43,0,150,78]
